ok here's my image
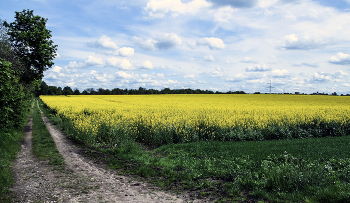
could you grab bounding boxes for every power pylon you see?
[266,80,275,94]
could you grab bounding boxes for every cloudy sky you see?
[2,0,350,93]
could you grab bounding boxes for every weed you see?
[32,100,64,167]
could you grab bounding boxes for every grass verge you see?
[0,101,32,201]
[38,98,350,202]
[32,100,64,168]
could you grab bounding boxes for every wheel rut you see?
[10,101,197,202]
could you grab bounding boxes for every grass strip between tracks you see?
[32,100,64,168]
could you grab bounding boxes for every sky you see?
[1,0,350,94]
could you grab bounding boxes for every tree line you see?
[36,81,248,96]
[36,83,350,96]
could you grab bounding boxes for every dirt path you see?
[10,102,197,202]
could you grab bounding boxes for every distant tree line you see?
[36,81,350,96]
[36,81,248,96]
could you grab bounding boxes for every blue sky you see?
[2,0,350,93]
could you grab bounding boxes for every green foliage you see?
[63,86,73,95]
[32,101,64,166]
[0,102,32,201]
[0,131,25,200]
[78,117,350,148]
[3,9,57,84]
[0,19,26,76]
[0,58,30,130]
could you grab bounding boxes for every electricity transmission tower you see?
[266,80,275,94]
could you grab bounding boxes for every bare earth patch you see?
[10,102,201,202]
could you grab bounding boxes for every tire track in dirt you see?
[35,101,197,202]
[11,104,66,202]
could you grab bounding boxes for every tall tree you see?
[57,87,63,95]
[73,88,80,95]
[37,81,49,96]
[63,86,73,95]
[0,19,26,79]
[4,9,57,84]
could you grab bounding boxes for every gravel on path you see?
[10,101,199,202]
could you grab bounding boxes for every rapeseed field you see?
[40,94,350,147]
[39,95,350,201]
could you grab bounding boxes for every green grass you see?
[152,138,350,201]
[32,100,64,167]
[156,136,350,162]
[38,98,350,202]
[0,102,32,201]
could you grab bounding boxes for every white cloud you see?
[187,41,197,49]
[141,60,154,69]
[240,57,258,63]
[226,74,246,82]
[281,34,333,50]
[258,0,279,8]
[183,74,195,79]
[208,0,257,8]
[115,71,132,79]
[132,36,156,50]
[204,55,215,61]
[292,62,320,68]
[88,36,118,50]
[245,64,271,72]
[144,0,211,18]
[86,55,104,66]
[132,33,182,50]
[271,69,290,78]
[156,73,165,78]
[210,71,223,77]
[52,65,62,73]
[333,70,348,78]
[246,72,266,80]
[311,72,332,83]
[329,52,350,65]
[66,56,103,68]
[196,37,225,49]
[211,6,236,22]
[67,61,84,69]
[96,47,134,57]
[118,47,134,57]
[168,73,182,76]
[155,33,182,49]
[107,57,134,70]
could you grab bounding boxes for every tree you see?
[85,88,96,95]
[63,86,73,95]
[0,19,26,80]
[103,89,111,95]
[48,86,57,95]
[98,88,104,95]
[73,88,80,95]
[36,81,49,96]
[57,87,63,95]
[4,9,57,84]
[0,58,28,129]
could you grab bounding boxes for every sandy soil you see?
[10,102,200,202]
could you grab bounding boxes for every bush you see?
[0,58,29,131]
